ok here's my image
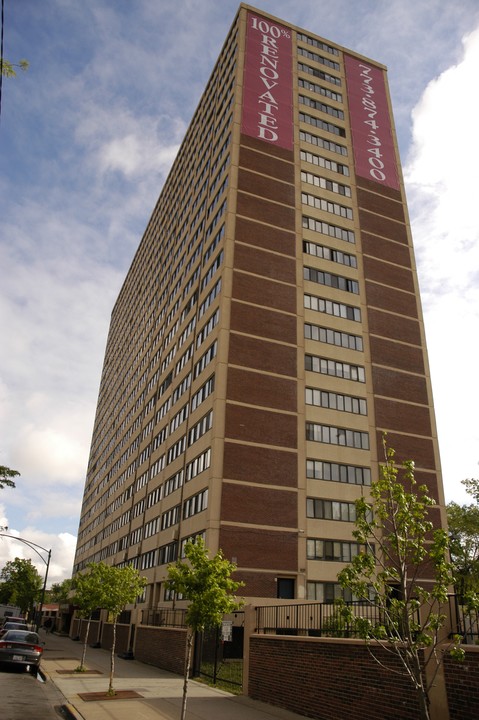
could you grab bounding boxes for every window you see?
[193,341,217,379]
[299,94,344,120]
[306,538,369,562]
[306,422,370,450]
[303,215,354,244]
[298,77,342,103]
[300,130,347,157]
[297,46,341,72]
[301,170,351,195]
[188,410,213,446]
[304,294,361,323]
[307,498,357,521]
[185,448,211,482]
[297,33,339,56]
[161,504,180,530]
[183,488,208,519]
[307,581,365,603]
[191,375,215,411]
[305,388,367,415]
[305,319,362,350]
[299,111,345,137]
[301,193,353,220]
[304,266,358,294]
[305,354,365,383]
[196,308,219,348]
[306,459,371,486]
[303,241,356,268]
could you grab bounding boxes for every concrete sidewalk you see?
[41,632,306,720]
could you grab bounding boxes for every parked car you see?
[0,630,44,671]
[0,622,29,638]
[0,616,26,627]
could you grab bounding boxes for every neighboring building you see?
[72,4,446,610]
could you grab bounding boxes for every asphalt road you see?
[0,665,67,719]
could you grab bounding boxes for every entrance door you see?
[277,578,295,599]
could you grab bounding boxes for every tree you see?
[447,479,479,600]
[166,538,244,720]
[0,58,29,77]
[72,565,107,672]
[48,578,74,604]
[0,557,43,615]
[0,465,19,490]
[337,438,468,720]
[94,563,147,696]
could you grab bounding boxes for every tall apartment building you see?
[73,4,446,607]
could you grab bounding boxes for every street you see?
[0,665,66,719]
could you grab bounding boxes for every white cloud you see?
[405,25,479,503]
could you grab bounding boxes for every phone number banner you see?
[344,55,399,191]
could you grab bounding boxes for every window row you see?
[304,266,359,294]
[306,459,371,486]
[300,130,347,157]
[307,498,370,522]
[297,46,341,74]
[303,241,356,268]
[298,77,342,103]
[297,32,340,57]
[302,192,353,220]
[301,170,351,196]
[305,320,363,352]
[305,354,365,383]
[305,388,367,415]
[306,422,370,449]
[300,150,349,176]
[299,111,345,138]
[307,581,369,603]
[297,61,341,89]
[307,539,371,562]
[303,215,355,244]
[304,291,362,323]
[299,94,344,120]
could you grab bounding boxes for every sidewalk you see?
[41,632,306,720]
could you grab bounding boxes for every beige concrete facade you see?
[73,4,446,615]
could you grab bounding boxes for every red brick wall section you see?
[444,647,479,720]
[71,618,101,645]
[248,636,423,720]
[134,625,188,675]
[100,623,129,655]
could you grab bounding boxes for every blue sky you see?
[1,0,478,583]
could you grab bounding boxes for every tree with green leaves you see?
[0,465,19,490]
[166,538,244,720]
[72,564,107,672]
[447,479,479,600]
[94,563,147,695]
[0,58,29,77]
[0,557,43,616]
[48,577,74,604]
[337,438,469,720]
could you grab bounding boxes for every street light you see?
[0,532,51,630]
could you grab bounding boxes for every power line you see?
[0,0,5,123]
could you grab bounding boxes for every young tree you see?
[95,563,147,695]
[0,557,43,615]
[72,564,107,672]
[447,479,479,599]
[48,578,74,604]
[166,538,243,720]
[0,465,19,490]
[337,439,468,720]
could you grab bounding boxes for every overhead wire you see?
[0,0,5,123]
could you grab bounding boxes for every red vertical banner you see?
[344,55,400,190]
[241,12,293,151]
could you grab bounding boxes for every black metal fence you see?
[141,607,187,628]
[255,596,479,643]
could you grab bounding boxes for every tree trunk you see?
[79,616,91,671]
[108,620,117,695]
[181,629,194,720]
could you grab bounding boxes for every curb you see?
[61,702,84,720]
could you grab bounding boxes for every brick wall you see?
[444,646,479,720]
[248,635,423,720]
[134,625,188,675]
[101,622,129,655]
